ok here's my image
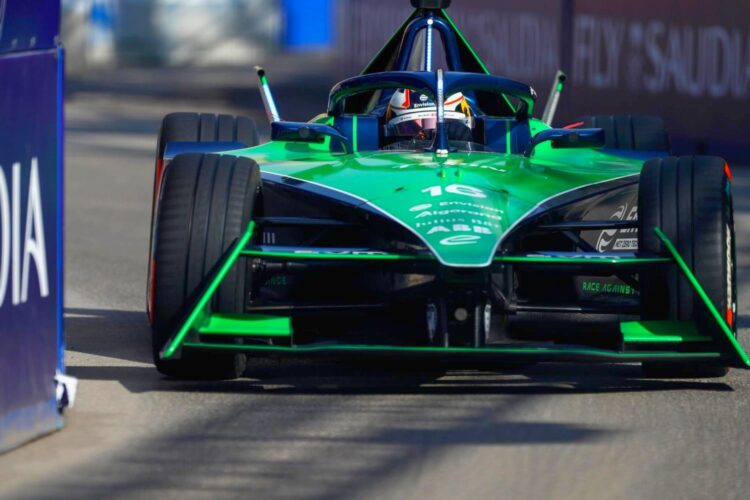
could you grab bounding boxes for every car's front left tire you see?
[638,156,736,378]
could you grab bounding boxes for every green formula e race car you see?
[146,0,747,380]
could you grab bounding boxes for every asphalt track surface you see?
[2,87,750,500]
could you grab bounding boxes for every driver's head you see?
[385,89,474,140]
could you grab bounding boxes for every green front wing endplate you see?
[653,227,749,367]
[160,223,750,368]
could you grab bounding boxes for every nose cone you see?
[370,181,527,267]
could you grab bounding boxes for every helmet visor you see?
[387,112,437,137]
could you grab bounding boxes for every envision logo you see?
[0,158,50,309]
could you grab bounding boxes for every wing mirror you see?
[271,122,351,153]
[524,128,605,157]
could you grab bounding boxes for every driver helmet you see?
[385,89,474,139]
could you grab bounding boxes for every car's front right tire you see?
[147,113,260,325]
[151,153,261,379]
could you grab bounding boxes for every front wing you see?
[159,222,750,369]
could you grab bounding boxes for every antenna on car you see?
[255,66,282,123]
[541,70,567,126]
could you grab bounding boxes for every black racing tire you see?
[579,115,670,152]
[152,113,259,209]
[148,113,259,323]
[156,112,260,160]
[151,153,261,379]
[638,156,736,378]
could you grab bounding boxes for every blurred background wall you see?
[61,0,750,161]
[62,0,284,73]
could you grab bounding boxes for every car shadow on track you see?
[24,368,619,500]
[65,308,154,365]
[64,307,736,395]
[67,361,736,396]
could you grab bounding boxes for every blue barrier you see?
[282,0,334,50]
[0,0,66,453]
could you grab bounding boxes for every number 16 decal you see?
[422,184,487,199]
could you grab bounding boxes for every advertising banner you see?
[339,0,563,94]
[339,0,750,160]
[0,0,65,453]
[569,0,750,157]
